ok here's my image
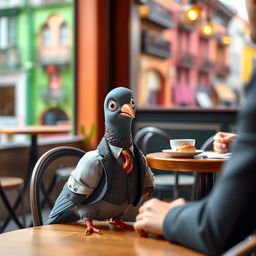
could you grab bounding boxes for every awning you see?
[213,83,236,102]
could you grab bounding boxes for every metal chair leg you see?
[0,186,24,232]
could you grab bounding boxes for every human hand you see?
[134,198,186,237]
[213,132,238,154]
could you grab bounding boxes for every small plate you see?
[162,149,204,158]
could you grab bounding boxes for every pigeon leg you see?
[85,220,102,235]
[109,219,134,230]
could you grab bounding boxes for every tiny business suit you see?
[47,137,154,224]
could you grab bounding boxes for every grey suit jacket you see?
[163,75,256,255]
[47,137,154,223]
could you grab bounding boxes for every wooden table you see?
[0,125,71,170]
[0,222,203,256]
[146,152,226,199]
[0,125,71,229]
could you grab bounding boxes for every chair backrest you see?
[134,127,171,154]
[200,135,215,151]
[30,146,85,226]
[223,234,256,256]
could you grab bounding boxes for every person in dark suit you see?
[134,1,256,254]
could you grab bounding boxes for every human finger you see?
[224,133,237,143]
[213,132,225,140]
[138,198,160,214]
[213,141,228,153]
[134,219,149,237]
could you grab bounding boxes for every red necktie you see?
[121,149,133,174]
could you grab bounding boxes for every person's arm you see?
[135,198,185,236]
[136,134,256,255]
[135,78,256,255]
[213,132,238,154]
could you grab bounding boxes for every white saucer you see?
[162,149,204,158]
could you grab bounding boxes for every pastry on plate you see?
[176,144,196,152]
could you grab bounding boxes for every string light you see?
[184,5,201,23]
[201,23,214,36]
[221,35,232,45]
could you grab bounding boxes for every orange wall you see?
[76,0,107,149]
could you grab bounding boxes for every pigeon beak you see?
[120,103,135,119]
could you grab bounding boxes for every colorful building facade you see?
[0,0,74,132]
[136,0,236,108]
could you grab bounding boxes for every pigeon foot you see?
[85,220,102,235]
[109,219,134,230]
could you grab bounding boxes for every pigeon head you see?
[104,87,135,148]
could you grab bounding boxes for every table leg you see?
[193,173,215,200]
[2,135,38,229]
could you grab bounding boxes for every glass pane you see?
[0,86,15,116]
[0,17,8,49]
[0,0,75,138]
[60,23,68,46]
[42,25,51,46]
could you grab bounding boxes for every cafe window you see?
[0,85,15,116]
[0,1,74,139]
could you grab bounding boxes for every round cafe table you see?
[0,222,203,256]
[146,152,226,200]
[0,125,71,229]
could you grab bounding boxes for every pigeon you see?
[46,87,155,235]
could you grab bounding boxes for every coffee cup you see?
[170,139,195,151]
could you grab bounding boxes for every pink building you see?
[137,0,234,108]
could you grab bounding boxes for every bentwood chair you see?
[0,177,24,232]
[134,127,195,200]
[40,165,74,209]
[200,135,214,151]
[30,146,85,226]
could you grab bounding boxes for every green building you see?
[0,0,74,131]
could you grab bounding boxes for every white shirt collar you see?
[108,143,134,159]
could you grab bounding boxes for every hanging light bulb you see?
[184,5,201,22]
[139,4,149,18]
[221,35,232,45]
[182,0,201,24]
[201,22,214,36]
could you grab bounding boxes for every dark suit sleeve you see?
[163,83,256,255]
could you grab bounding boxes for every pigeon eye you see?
[130,98,135,108]
[108,100,118,111]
